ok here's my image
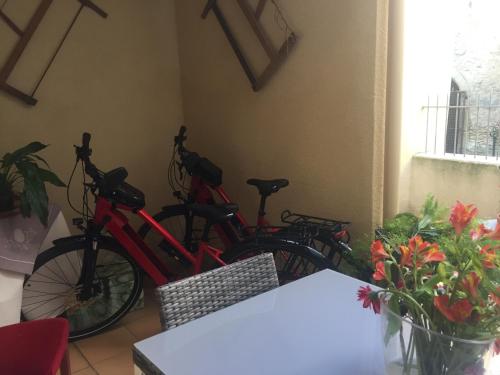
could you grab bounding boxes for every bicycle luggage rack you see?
[280,210,350,232]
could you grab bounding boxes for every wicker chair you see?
[156,253,279,331]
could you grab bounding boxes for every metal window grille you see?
[422,91,500,161]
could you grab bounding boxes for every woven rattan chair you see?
[156,253,279,331]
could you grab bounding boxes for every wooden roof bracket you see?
[201,0,297,92]
[0,0,107,105]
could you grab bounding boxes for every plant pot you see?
[381,304,496,375]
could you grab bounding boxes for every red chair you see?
[0,318,71,375]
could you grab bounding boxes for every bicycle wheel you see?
[138,204,228,263]
[222,240,332,285]
[22,237,143,340]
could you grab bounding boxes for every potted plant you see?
[0,142,65,225]
[357,197,499,374]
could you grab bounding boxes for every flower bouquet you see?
[357,197,499,375]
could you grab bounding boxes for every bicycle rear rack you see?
[280,210,350,232]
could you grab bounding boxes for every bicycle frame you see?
[94,197,226,286]
[187,176,281,250]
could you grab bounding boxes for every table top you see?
[134,270,385,375]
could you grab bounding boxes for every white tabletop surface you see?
[134,269,385,375]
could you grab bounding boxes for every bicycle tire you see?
[222,239,333,285]
[22,237,143,341]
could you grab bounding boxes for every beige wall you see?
[0,0,183,222]
[410,156,500,218]
[175,0,388,237]
[385,0,457,218]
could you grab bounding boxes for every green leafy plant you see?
[0,142,65,225]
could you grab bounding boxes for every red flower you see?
[470,224,492,241]
[449,201,478,236]
[370,240,389,264]
[373,261,387,281]
[495,338,500,356]
[402,236,444,267]
[357,285,381,314]
[409,235,430,254]
[461,272,480,300]
[421,243,446,264]
[434,295,473,323]
[479,244,497,269]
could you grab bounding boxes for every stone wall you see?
[452,0,500,157]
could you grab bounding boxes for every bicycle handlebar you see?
[75,132,101,181]
[174,126,187,149]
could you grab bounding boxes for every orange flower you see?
[449,201,478,236]
[373,261,387,281]
[420,243,446,264]
[403,236,444,267]
[434,295,473,323]
[480,244,497,269]
[461,272,480,300]
[399,245,412,267]
[470,224,492,241]
[370,240,389,264]
[409,235,430,254]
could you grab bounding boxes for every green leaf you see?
[417,215,432,231]
[29,154,50,168]
[18,162,48,225]
[421,274,441,295]
[2,142,47,169]
[437,263,447,279]
[38,168,66,187]
[384,262,393,283]
[384,295,402,345]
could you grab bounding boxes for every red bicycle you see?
[139,126,354,273]
[22,133,327,340]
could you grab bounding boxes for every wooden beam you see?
[253,33,297,91]
[0,0,53,83]
[0,83,37,105]
[255,0,267,19]
[237,0,276,59]
[201,0,217,19]
[211,3,256,87]
[78,0,107,18]
[0,10,23,36]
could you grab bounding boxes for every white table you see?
[134,270,385,375]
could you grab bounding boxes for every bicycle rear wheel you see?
[138,204,229,265]
[22,237,143,340]
[222,240,332,285]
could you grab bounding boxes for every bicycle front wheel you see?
[22,237,143,340]
[222,240,332,285]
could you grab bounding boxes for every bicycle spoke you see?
[23,294,68,312]
[29,303,67,320]
[40,263,71,286]
[53,257,71,285]
[66,252,82,280]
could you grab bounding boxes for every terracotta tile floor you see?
[68,282,161,375]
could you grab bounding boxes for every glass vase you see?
[381,303,496,375]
